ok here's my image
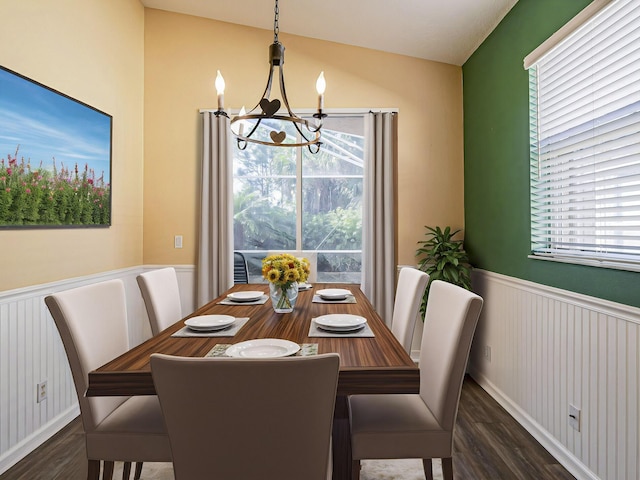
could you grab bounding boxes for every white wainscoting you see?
[468,270,640,480]
[0,265,195,475]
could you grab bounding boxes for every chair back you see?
[234,251,249,284]
[44,280,130,431]
[391,267,429,354]
[151,353,340,480]
[137,267,182,335]
[418,280,483,432]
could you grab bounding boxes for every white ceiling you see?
[140,0,518,66]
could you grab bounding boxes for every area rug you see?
[112,458,443,479]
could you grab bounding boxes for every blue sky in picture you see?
[0,68,111,183]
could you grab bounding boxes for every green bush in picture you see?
[0,148,110,227]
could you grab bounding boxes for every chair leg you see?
[422,458,434,480]
[351,459,361,480]
[122,462,131,480]
[442,457,453,480]
[134,462,143,480]
[88,460,101,480]
[102,461,115,480]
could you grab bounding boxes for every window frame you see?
[526,0,640,273]
[231,109,367,282]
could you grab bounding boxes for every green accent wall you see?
[463,0,640,308]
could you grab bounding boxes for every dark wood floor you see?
[1,376,574,480]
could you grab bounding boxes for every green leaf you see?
[415,225,473,320]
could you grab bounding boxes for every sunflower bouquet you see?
[262,253,310,286]
[262,253,310,312]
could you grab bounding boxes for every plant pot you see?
[269,282,299,313]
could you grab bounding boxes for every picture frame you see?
[0,65,112,228]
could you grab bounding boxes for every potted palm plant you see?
[416,226,472,319]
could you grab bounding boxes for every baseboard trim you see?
[468,369,600,480]
[0,405,79,476]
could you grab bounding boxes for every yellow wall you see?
[144,9,464,268]
[0,4,463,292]
[0,0,145,291]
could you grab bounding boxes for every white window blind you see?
[528,0,640,269]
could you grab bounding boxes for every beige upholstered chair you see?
[45,280,171,480]
[136,267,182,336]
[390,267,429,354]
[150,353,340,480]
[348,280,483,480]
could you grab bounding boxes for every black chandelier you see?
[215,0,326,153]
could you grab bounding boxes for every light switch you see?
[174,235,183,249]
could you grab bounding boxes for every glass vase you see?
[269,282,299,313]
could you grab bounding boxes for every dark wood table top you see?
[87,283,419,397]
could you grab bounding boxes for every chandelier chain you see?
[273,0,279,43]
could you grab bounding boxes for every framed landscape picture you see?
[0,65,112,228]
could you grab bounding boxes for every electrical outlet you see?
[174,235,183,249]
[484,345,491,362]
[569,404,581,432]
[37,381,47,403]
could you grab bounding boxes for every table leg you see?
[332,395,352,480]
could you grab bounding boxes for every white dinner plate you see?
[226,291,264,302]
[297,283,312,291]
[225,339,300,358]
[317,324,366,333]
[316,288,351,300]
[184,315,236,332]
[314,314,367,331]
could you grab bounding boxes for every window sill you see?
[528,254,640,274]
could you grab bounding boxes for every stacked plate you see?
[297,282,312,291]
[184,315,236,332]
[316,288,351,301]
[226,291,264,302]
[315,314,367,333]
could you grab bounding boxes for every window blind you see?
[528,0,640,268]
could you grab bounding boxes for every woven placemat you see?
[312,294,356,304]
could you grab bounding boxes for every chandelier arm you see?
[291,117,314,143]
[248,62,276,115]
[277,66,323,139]
[307,115,324,133]
[241,116,263,141]
[236,136,319,148]
[277,60,295,118]
[307,142,321,154]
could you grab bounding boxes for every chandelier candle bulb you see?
[238,106,246,136]
[316,71,326,111]
[215,70,225,110]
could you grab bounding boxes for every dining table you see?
[86,283,420,480]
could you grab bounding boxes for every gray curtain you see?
[362,111,397,326]
[197,112,234,307]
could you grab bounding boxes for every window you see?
[527,0,640,270]
[233,114,364,282]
